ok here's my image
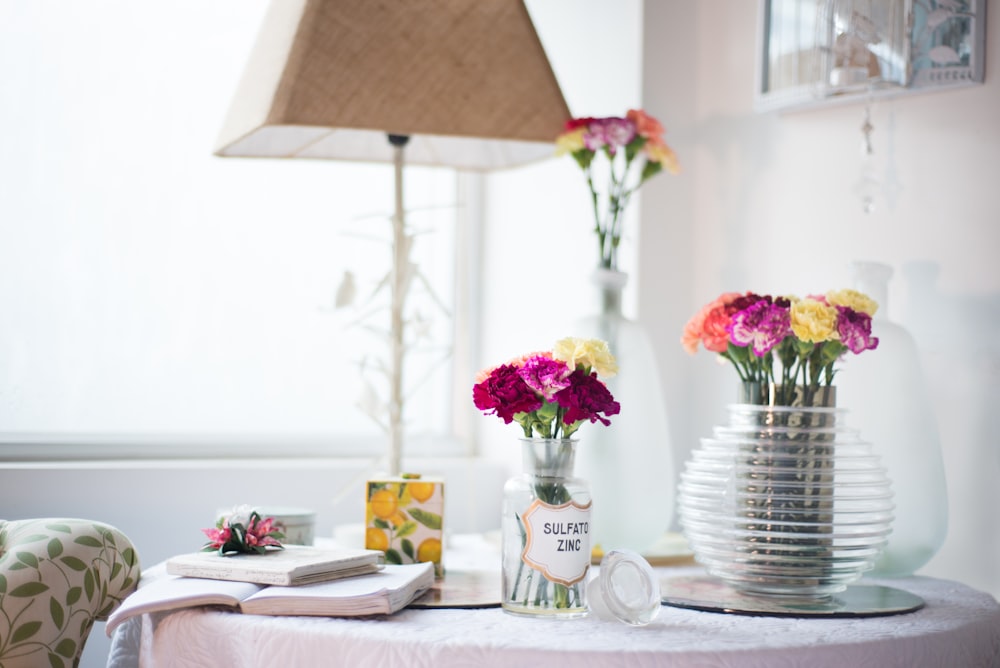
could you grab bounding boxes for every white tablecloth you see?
[108,536,1000,668]
[108,566,1000,668]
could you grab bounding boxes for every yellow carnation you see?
[553,337,618,378]
[790,299,839,343]
[826,289,879,317]
[555,128,586,155]
[644,140,681,175]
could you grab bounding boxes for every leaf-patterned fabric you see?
[0,518,140,668]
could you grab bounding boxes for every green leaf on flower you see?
[625,136,645,162]
[640,159,662,182]
[408,508,442,531]
[571,149,593,170]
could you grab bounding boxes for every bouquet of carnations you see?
[472,337,620,438]
[682,290,879,406]
[556,109,679,270]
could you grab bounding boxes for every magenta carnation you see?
[727,300,791,356]
[585,117,637,154]
[472,364,542,424]
[519,355,572,400]
[552,370,621,427]
[836,306,879,354]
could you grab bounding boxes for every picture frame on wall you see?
[909,0,987,88]
[755,0,987,113]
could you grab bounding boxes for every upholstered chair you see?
[0,518,140,668]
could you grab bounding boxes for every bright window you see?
[0,1,465,459]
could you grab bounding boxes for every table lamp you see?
[213,0,570,476]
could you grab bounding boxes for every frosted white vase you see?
[838,261,948,576]
[571,269,675,555]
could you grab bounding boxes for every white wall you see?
[639,1,1000,599]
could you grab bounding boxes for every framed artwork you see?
[910,0,987,87]
[755,0,987,112]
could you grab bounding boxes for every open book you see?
[107,560,435,636]
[165,545,386,586]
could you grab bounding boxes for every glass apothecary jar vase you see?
[502,438,592,618]
[678,383,894,599]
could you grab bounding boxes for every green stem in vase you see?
[510,513,528,602]
[553,583,570,609]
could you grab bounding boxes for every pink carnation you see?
[519,355,572,400]
[584,117,637,155]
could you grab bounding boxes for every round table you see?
[109,567,1000,667]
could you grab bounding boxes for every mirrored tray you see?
[661,575,925,618]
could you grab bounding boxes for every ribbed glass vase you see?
[678,383,894,599]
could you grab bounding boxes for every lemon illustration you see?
[365,527,389,551]
[417,537,442,563]
[409,481,435,503]
[369,488,398,520]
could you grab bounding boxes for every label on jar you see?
[521,499,592,586]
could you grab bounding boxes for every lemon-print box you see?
[365,475,444,577]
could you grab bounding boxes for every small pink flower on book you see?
[203,505,285,556]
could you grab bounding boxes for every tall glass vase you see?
[572,268,674,555]
[838,261,948,576]
[501,438,591,618]
[678,383,894,599]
